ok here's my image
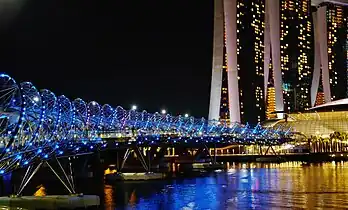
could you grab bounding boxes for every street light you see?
[161,109,166,115]
[131,105,137,110]
[184,113,189,118]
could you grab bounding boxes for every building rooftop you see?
[311,0,348,6]
[309,98,348,111]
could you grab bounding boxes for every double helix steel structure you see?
[0,73,291,174]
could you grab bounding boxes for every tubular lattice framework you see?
[0,74,291,174]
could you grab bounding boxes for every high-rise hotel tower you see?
[311,0,348,106]
[209,0,312,124]
[209,0,265,125]
[280,0,313,112]
[209,0,348,124]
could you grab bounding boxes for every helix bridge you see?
[0,73,292,175]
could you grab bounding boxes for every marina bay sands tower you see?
[311,0,348,106]
[209,0,284,124]
[209,0,348,124]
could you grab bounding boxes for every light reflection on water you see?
[105,162,348,209]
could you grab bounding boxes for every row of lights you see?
[131,105,189,118]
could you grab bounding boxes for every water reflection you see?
[104,185,114,210]
[106,162,348,209]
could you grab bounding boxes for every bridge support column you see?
[15,157,78,197]
[118,146,152,172]
[120,148,131,171]
[263,145,279,156]
[135,146,149,172]
[204,144,215,163]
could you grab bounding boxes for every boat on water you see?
[255,156,285,162]
[179,162,224,173]
[105,172,166,182]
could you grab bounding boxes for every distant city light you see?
[184,113,189,118]
[131,105,137,110]
[161,109,166,115]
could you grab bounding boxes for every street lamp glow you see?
[131,105,137,110]
[161,109,166,115]
[184,113,189,118]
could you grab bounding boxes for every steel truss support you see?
[134,146,149,172]
[120,148,130,171]
[118,147,151,172]
[203,144,215,164]
[15,157,77,196]
[16,162,43,196]
[264,145,279,156]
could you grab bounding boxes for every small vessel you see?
[256,156,284,162]
[179,162,224,173]
[105,172,166,182]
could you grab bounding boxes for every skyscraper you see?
[210,0,348,124]
[209,0,265,125]
[311,1,348,105]
[280,0,313,112]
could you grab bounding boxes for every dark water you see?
[25,162,348,209]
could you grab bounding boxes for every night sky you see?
[0,0,214,117]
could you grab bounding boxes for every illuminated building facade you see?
[263,98,348,138]
[236,0,265,124]
[324,3,348,100]
[311,1,348,106]
[210,0,348,124]
[266,87,276,119]
[210,0,265,125]
[220,68,229,121]
[315,91,325,106]
[279,0,313,112]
